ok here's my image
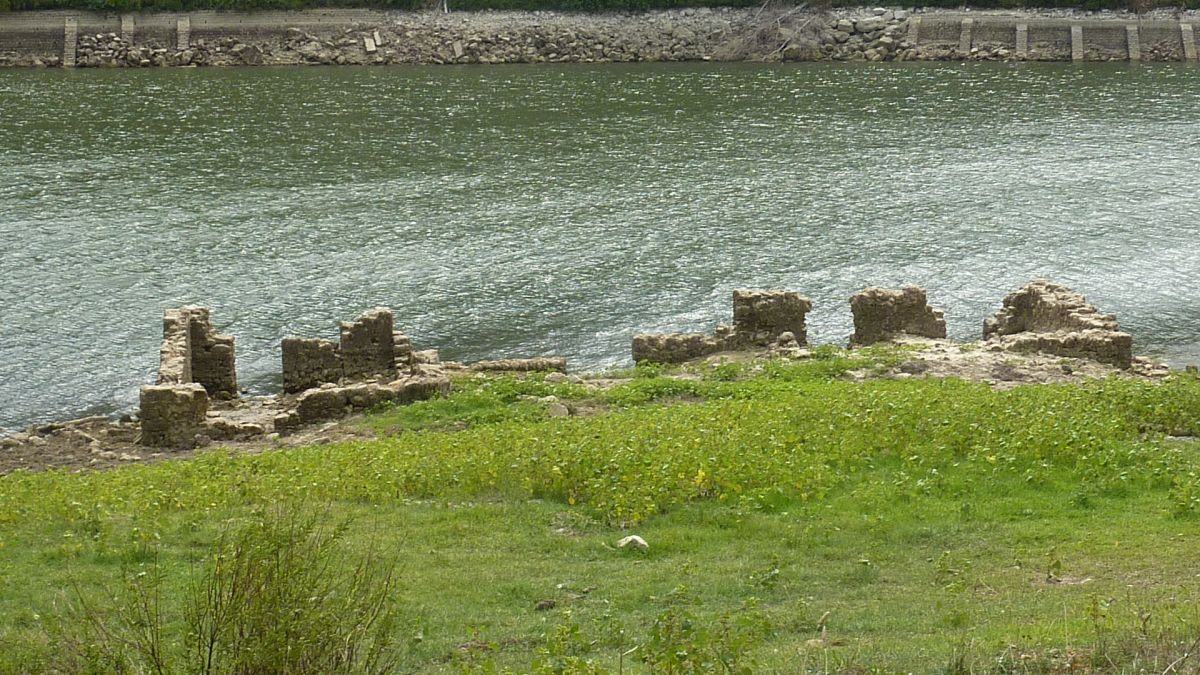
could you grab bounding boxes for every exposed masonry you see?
[141,306,247,448]
[632,290,812,364]
[850,286,946,346]
[122,281,1136,447]
[983,279,1133,368]
[633,280,1134,369]
[282,307,401,393]
[3,9,1200,69]
[275,307,449,434]
[155,306,238,397]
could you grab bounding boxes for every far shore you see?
[2,5,1198,68]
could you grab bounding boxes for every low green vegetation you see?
[3,347,1200,671]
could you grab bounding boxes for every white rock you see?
[548,403,570,418]
[617,535,649,551]
[545,372,568,383]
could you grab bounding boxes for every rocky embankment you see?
[1,6,1196,68]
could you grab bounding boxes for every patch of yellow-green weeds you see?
[3,350,1200,671]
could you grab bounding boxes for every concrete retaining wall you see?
[1,8,1196,65]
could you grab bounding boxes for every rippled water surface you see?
[1,62,1198,430]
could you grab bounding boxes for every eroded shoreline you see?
[0,280,1182,475]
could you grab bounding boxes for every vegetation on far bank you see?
[3,346,1200,671]
[3,0,1199,19]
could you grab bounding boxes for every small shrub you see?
[48,506,401,674]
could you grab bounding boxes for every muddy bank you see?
[1,6,1198,67]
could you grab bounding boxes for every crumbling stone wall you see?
[157,308,193,385]
[339,307,396,381]
[142,306,238,448]
[984,279,1120,337]
[850,286,947,346]
[632,330,730,364]
[274,374,451,433]
[187,307,238,398]
[983,279,1132,368]
[282,338,342,394]
[732,290,812,346]
[632,289,812,364]
[393,331,414,370]
[156,306,237,397]
[282,309,416,394]
[139,383,207,448]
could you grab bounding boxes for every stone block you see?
[732,289,812,346]
[139,384,208,448]
[850,286,946,346]
[393,331,414,370]
[294,387,349,425]
[339,307,396,381]
[390,374,451,403]
[282,337,342,394]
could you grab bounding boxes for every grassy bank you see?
[3,348,1200,671]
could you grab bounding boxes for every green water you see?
[1,62,1198,429]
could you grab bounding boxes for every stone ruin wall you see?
[274,307,450,433]
[632,290,811,364]
[631,280,1135,369]
[141,306,238,447]
[131,280,1138,447]
[983,279,1132,368]
[850,285,947,346]
[282,307,408,394]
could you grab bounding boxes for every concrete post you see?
[1071,24,1084,62]
[1182,23,1197,62]
[120,14,134,44]
[177,17,190,51]
[907,16,921,45]
[62,17,77,68]
[1015,23,1028,58]
[1126,24,1140,61]
[958,18,973,54]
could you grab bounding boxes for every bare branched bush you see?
[47,506,401,675]
[713,1,826,62]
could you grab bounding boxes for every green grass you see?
[3,348,1200,671]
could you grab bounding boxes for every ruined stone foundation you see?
[983,279,1133,368]
[632,289,811,364]
[275,307,450,433]
[140,306,239,448]
[850,286,947,346]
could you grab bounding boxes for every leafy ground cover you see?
[3,347,1200,672]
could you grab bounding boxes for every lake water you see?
[2,62,1198,431]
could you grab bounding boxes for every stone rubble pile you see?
[76,33,171,68]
